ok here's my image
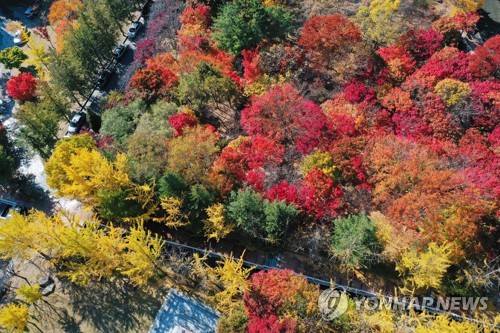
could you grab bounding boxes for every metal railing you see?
[163,239,499,329]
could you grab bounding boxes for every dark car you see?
[127,21,143,40]
[112,44,127,59]
[96,68,115,89]
[67,112,86,135]
[0,198,26,219]
[24,5,39,18]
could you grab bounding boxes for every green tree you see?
[158,171,189,198]
[217,301,248,333]
[177,63,242,123]
[61,1,121,81]
[100,0,134,32]
[135,101,178,137]
[16,101,60,158]
[48,50,91,106]
[186,184,214,232]
[101,99,144,149]
[0,127,15,184]
[329,214,381,272]
[227,188,266,239]
[0,47,27,69]
[227,188,297,242]
[97,187,145,221]
[126,131,169,182]
[37,81,72,121]
[263,199,298,242]
[212,0,293,54]
[0,145,14,184]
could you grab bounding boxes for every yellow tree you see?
[449,0,484,14]
[53,219,125,285]
[155,196,189,229]
[167,126,220,184]
[0,304,29,333]
[16,284,42,304]
[300,150,339,180]
[58,150,130,205]
[204,203,233,242]
[370,211,412,261]
[25,40,50,79]
[192,252,253,313]
[396,242,452,293]
[46,134,96,191]
[354,0,402,47]
[119,222,166,286]
[0,210,54,260]
[434,78,471,107]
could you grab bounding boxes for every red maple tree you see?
[6,73,37,101]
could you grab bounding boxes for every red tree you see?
[6,73,37,101]
[343,83,376,104]
[134,38,156,63]
[168,113,198,136]
[240,84,327,154]
[399,28,444,62]
[300,168,344,220]
[298,14,361,72]
[128,66,178,103]
[419,47,471,81]
[211,136,285,193]
[242,48,261,85]
[244,269,318,332]
[377,46,416,82]
[469,35,500,80]
[248,315,298,333]
[265,181,300,206]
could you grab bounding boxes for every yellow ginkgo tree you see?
[204,203,233,242]
[0,304,30,333]
[396,242,452,294]
[192,252,253,313]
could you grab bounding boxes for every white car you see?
[13,30,22,45]
[67,112,86,135]
[127,21,143,40]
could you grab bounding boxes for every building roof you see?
[149,289,220,333]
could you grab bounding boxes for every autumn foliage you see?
[6,73,37,101]
[241,84,327,155]
[33,1,500,329]
[244,270,319,332]
[299,14,361,72]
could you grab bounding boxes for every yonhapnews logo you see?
[318,287,349,320]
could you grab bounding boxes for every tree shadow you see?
[58,308,83,333]
[65,279,166,333]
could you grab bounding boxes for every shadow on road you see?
[65,279,165,333]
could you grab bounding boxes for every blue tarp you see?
[149,289,220,333]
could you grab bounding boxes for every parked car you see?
[96,68,115,89]
[112,44,127,59]
[67,112,86,135]
[24,5,39,18]
[127,21,143,39]
[0,198,26,220]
